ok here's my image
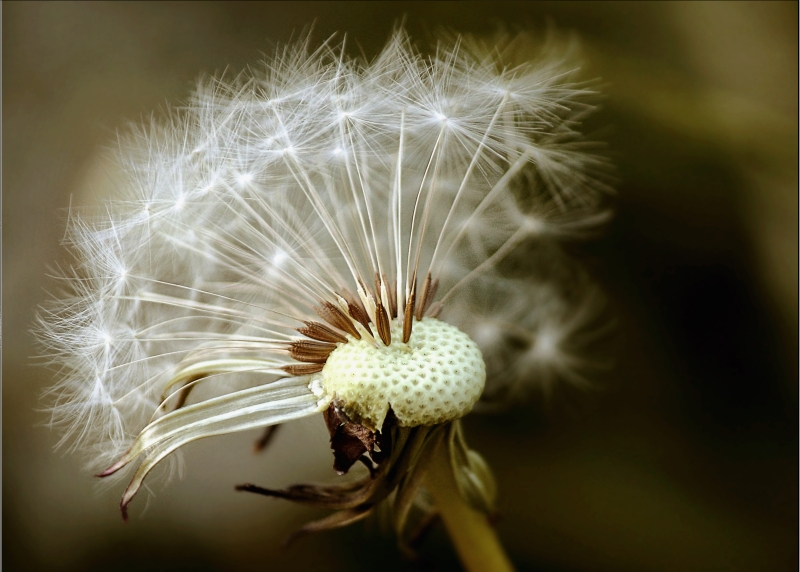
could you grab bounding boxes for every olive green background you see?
[3,2,797,570]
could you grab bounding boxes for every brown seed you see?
[340,288,372,334]
[297,321,347,344]
[375,302,391,345]
[421,277,439,317]
[347,300,372,333]
[416,272,433,321]
[341,287,368,320]
[289,340,336,363]
[403,281,416,344]
[282,363,325,376]
[315,301,361,340]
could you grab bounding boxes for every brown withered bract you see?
[236,406,447,550]
[323,404,386,475]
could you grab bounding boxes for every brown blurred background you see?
[3,2,797,571]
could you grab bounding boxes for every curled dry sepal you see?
[238,407,497,553]
[34,28,612,550]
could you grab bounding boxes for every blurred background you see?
[3,2,797,570]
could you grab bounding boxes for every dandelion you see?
[36,29,610,569]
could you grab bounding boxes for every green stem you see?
[425,445,515,572]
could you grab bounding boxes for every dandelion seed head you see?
[35,28,611,517]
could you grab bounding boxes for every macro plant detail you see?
[37,29,610,569]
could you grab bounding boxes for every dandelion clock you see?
[36,29,611,570]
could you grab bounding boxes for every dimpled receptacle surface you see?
[318,318,485,430]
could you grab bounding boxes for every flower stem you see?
[425,447,515,572]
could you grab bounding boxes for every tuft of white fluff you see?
[35,29,610,473]
[442,249,611,405]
